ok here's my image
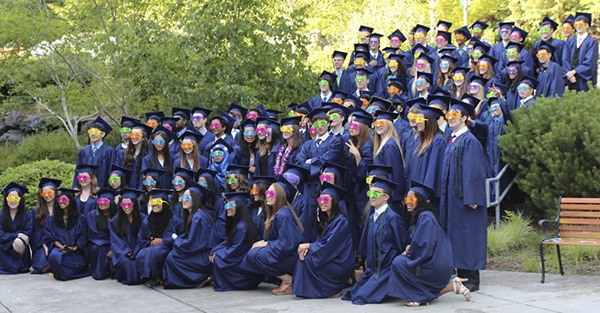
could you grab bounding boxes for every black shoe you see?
[144,278,157,287]
[198,275,213,288]
[464,283,479,292]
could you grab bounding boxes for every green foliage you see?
[0,160,75,209]
[0,142,16,173]
[499,89,600,218]
[2,131,79,169]
[487,211,535,256]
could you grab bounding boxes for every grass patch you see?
[488,211,536,257]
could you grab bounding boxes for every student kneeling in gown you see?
[388,181,470,307]
[109,188,144,285]
[0,183,32,274]
[342,177,408,305]
[210,192,263,291]
[135,189,184,287]
[163,182,219,289]
[293,183,354,298]
[87,188,118,280]
[45,188,90,281]
[240,181,304,295]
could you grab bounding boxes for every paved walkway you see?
[1,270,598,313]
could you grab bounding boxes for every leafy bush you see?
[487,211,535,257]
[5,130,79,168]
[499,89,600,218]
[0,159,75,209]
[0,142,16,173]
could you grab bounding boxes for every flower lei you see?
[274,142,293,176]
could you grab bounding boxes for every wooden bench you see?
[538,197,600,283]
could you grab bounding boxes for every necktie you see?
[373,212,378,222]
[92,147,98,156]
[315,138,322,148]
[577,37,583,48]
[450,135,456,144]
[322,96,327,102]
[336,72,341,86]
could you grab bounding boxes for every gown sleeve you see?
[308,216,351,268]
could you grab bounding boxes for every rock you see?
[0,129,24,144]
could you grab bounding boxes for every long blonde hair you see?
[263,183,304,236]
[373,119,404,166]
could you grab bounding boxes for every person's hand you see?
[566,70,576,79]
[43,244,49,256]
[569,75,577,83]
[249,166,256,174]
[402,244,411,255]
[107,250,112,258]
[468,204,478,209]
[369,59,378,67]
[297,243,310,261]
[252,240,267,249]
[150,238,163,247]
[209,253,215,264]
[346,140,359,156]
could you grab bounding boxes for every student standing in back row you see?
[74,117,115,188]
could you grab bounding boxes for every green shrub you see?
[8,130,79,167]
[499,88,600,218]
[0,142,16,173]
[487,211,535,256]
[0,159,75,209]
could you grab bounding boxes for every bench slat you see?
[557,231,600,239]
[561,198,600,204]
[560,204,600,210]
[559,225,600,232]
[558,218,600,225]
[560,212,600,218]
[543,240,600,246]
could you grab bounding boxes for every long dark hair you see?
[225,199,260,246]
[2,191,26,230]
[115,198,142,239]
[53,192,80,229]
[150,132,173,177]
[409,192,442,226]
[236,126,257,158]
[315,195,342,235]
[199,174,218,211]
[96,201,118,234]
[181,191,211,236]
[35,186,57,228]
[124,129,148,170]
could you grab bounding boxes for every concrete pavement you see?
[1,270,599,313]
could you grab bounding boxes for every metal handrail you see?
[486,164,516,228]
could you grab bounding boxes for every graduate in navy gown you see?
[439,101,487,292]
[332,50,353,93]
[210,192,262,291]
[74,163,98,216]
[534,42,565,98]
[293,183,354,298]
[196,168,224,231]
[135,189,184,287]
[142,125,177,190]
[342,177,408,305]
[173,130,209,173]
[74,116,115,188]
[372,108,407,218]
[517,76,538,109]
[388,181,470,306]
[116,122,151,188]
[208,114,237,151]
[107,165,130,202]
[562,12,598,92]
[86,188,118,280]
[240,182,304,295]
[345,112,374,250]
[169,167,196,218]
[479,97,507,178]
[139,168,165,216]
[31,178,61,274]
[272,116,304,177]
[163,182,218,289]
[45,188,90,281]
[405,103,447,209]
[531,17,564,67]
[248,176,275,240]
[231,120,258,174]
[0,183,32,274]
[109,188,143,285]
[308,71,337,110]
[115,116,137,153]
[190,107,217,156]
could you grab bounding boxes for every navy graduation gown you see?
[198,131,216,157]
[388,211,454,303]
[453,47,471,67]
[291,192,313,242]
[134,215,184,280]
[74,143,116,188]
[0,212,33,274]
[535,61,565,98]
[342,208,408,305]
[211,221,262,291]
[249,204,266,240]
[293,214,354,298]
[30,209,50,273]
[344,139,373,250]
[406,134,447,201]
[86,210,112,280]
[76,195,96,219]
[163,210,219,289]
[109,217,141,285]
[44,215,90,280]
[116,149,146,189]
[141,154,174,189]
[562,34,598,91]
[335,69,353,94]
[308,94,332,111]
[240,207,303,277]
[531,38,564,66]
[271,142,301,176]
[439,130,487,270]
[172,154,209,173]
[373,139,406,204]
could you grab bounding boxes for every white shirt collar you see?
[316,132,330,142]
[577,33,588,42]
[451,125,469,138]
[520,95,534,104]
[373,203,389,222]
[320,91,332,99]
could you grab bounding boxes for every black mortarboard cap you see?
[284,163,310,180]
[461,93,481,107]
[410,180,435,199]
[188,181,209,202]
[350,112,373,126]
[498,21,515,29]
[319,71,337,82]
[506,41,524,52]
[411,43,431,56]
[145,111,164,121]
[367,164,393,177]
[266,109,281,120]
[412,24,430,33]
[327,103,352,119]
[540,16,559,30]
[280,116,302,127]
[437,20,453,29]
[320,182,346,200]
[454,26,472,40]
[437,30,452,42]
[320,161,346,178]
[191,107,212,118]
[226,164,249,176]
[563,14,575,26]
[228,103,248,117]
[332,50,348,59]
[452,66,471,74]
[479,54,498,66]
[307,108,330,120]
[76,163,99,174]
[537,42,556,54]
[353,43,370,52]
[451,101,475,117]
[388,29,407,42]
[151,125,177,143]
[359,25,374,33]
[252,176,276,185]
[427,94,451,111]
[148,188,171,201]
[521,75,539,89]
[209,138,234,154]
[120,116,139,128]
[110,164,132,182]
[369,96,394,111]
[120,188,143,199]
[440,54,458,64]
[276,175,297,203]
[172,107,190,120]
[420,105,444,120]
[58,188,79,197]
[98,188,117,200]
[239,119,257,132]
[575,12,592,26]
[39,178,62,189]
[174,167,196,182]
[140,167,166,180]
[472,41,491,54]
[355,68,373,76]
[373,110,399,122]
[416,71,434,84]
[469,75,489,86]
[371,176,398,193]
[470,20,489,30]
[132,121,152,137]
[89,116,113,135]
[196,167,218,180]
[223,191,251,203]
[510,26,528,40]
[2,182,28,196]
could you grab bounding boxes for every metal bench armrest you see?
[538,219,559,240]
